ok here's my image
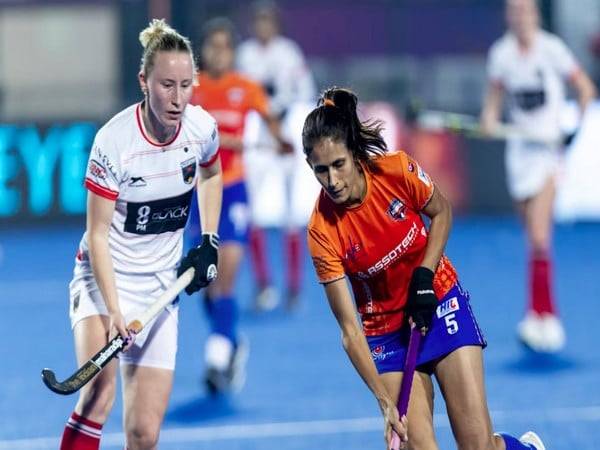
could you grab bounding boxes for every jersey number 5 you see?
[445,313,459,335]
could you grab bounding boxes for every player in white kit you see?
[59,20,222,450]
[481,0,596,353]
[237,0,318,310]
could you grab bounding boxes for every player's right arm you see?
[323,278,407,448]
[480,42,505,135]
[480,80,504,135]
[86,192,130,344]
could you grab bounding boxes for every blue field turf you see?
[0,216,599,449]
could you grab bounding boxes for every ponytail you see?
[302,87,388,171]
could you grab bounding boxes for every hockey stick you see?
[406,103,561,146]
[41,267,195,395]
[390,324,422,450]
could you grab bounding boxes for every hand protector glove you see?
[178,233,219,295]
[405,266,439,331]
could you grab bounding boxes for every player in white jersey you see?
[237,0,317,310]
[59,20,222,450]
[481,0,596,353]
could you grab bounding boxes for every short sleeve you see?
[199,121,220,168]
[548,36,579,79]
[84,135,121,201]
[307,226,345,284]
[398,152,434,211]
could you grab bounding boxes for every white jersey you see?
[77,102,219,275]
[237,36,316,116]
[487,30,579,141]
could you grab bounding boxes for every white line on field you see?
[1,405,599,449]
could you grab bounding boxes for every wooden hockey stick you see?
[390,324,422,450]
[41,267,195,395]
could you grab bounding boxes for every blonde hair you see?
[139,18,193,77]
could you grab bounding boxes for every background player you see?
[60,19,221,450]
[480,0,596,353]
[305,87,545,450]
[187,17,290,393]
[237,0,317,310]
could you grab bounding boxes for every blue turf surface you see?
[1,217,599,449]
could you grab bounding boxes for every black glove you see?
[178,233,219,295]
[405,266,438,331]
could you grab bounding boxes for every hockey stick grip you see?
[127,267,194,333]
[390,325,422,450]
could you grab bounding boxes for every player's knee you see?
[126,422,160,450]
[77,377,116,421]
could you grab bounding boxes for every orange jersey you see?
[307,151,458,336]
[191,72,269,186]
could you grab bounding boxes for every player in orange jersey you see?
[187,17,290,394]
[304,87,545,450]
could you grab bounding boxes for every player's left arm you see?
[419,185,452,272]
[404,184,452,334]
[178,158,223,295]
[569,68,597,116]
[197,158,222,235]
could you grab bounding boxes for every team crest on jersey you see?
[180,157,196,184]
[436,297,460,318]
[387,198,406,221]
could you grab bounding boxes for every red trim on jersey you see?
[199,149,220,168]
[135,103,182,147]
[85,178,118,201]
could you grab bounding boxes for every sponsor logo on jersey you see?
[436,296,459,318]
[417,165,431,187]
[358,222,419,278]
[124,189,193,234]
[371,345,384,358]
[180,157,196,184]
[408,162,415,173]
[387,198,406,221]
[95,147,119,182]
[128,176,147,187]
[344,238,362,262]
[371,345,396,362]
[88,159,106,180]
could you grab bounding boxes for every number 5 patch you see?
[437,297,460,335]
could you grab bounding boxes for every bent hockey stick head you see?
[42,334,125,395]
